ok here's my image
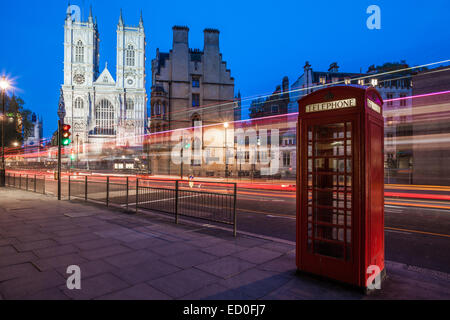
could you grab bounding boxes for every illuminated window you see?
[192,94,200,107]
[358,79,364,85]
[387,93,393,106]
[192,76,200,88]
[344,77,351,85]
[75,41,84,63]
[400,94,407,107]
[126,45,135,66]
[95,99,115,135]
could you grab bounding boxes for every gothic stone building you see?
[148,26,235,176]
[61,7,147,157]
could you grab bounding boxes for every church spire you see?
[88,5,93,23]
[139,10,144,28]
[118,9,124,27]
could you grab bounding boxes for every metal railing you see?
[5,172,238,236]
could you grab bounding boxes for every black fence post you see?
[175,180,179,224]
[126,177,129,211]
[85,176,88,201]
[68,174,71,200]
[135,178,139,214]
[233,183,237,237]
[106,176,110,207]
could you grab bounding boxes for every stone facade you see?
[147,26,235,176]
[61,7,147,158]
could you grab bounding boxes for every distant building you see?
[366,63,413,183]
[289,61,413,182]
[412,66,450,185]
[249,77,290,119]
[244,76,295,179]
[289,62,362,112]
[24,113,43,152]
[234,91,242,122]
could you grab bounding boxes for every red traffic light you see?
[62,124,71,131]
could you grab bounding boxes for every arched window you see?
[74,97,84,117]
[126,98,134,118]
[126,44,135,66]
[75,40,84,63]
[95,99,115,135]
[191,114,201,128]
[155,101,161,115]
[74,97,84,109]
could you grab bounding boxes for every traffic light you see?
[61,124,71,146]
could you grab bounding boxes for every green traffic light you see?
[62,138,71,146]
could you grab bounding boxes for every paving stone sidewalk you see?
[0,188,449,300]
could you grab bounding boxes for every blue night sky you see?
[1,0,449,137]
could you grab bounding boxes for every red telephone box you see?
[296,85,385,290]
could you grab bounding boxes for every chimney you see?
[203,28,220,51]
[172,26,189,45]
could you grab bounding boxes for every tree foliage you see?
[0,94,33,147]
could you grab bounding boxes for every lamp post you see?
[0,77,10,187]
[224,122,229,178]
[76,134,79,169]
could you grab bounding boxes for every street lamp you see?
[0,76,10,187]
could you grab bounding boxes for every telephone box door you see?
[299,115,360,284]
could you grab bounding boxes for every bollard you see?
[126,177,129,211]
[135,178,139,214]
[85,176,88,201]
[233,183,237,237]
[106,176,110,207]
[175,180,179,224]
[68,175,71,200]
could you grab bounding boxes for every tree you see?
[0,94,33,148]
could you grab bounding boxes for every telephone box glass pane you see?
[307,122,353,260]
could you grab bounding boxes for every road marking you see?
[267,215,296,220]
[238,208,295,218]
[385,229,411,235]
[385,201,450,210]
[385,226,450,238]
